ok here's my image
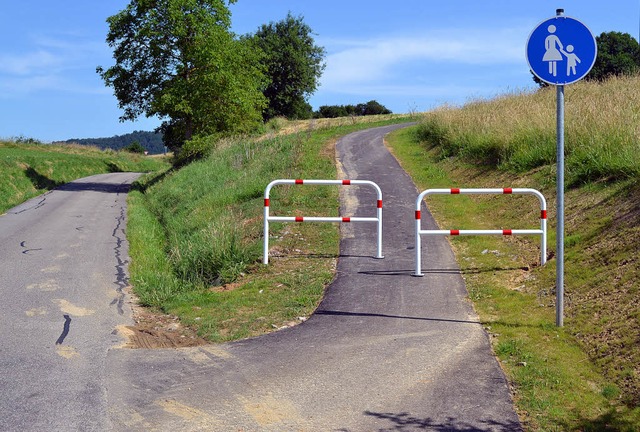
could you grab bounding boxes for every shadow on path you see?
[57,181,132,194]
[24,167,64,190]
[359,411,522,432]
[315,310,481,325]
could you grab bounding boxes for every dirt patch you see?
[210,281,243,293]
[120,288,209,349]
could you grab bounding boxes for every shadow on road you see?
[315,310,481,326]
[57,182,132,194]
[359,267,530,277]
[359,411,523,432]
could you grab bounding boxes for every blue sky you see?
[0,1,638,142]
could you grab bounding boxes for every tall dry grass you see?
[417,75,640,185]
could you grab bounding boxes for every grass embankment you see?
[0,140,169,214]
[127,116,414,342]
[386,75,640,431]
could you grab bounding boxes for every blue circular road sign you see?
[526,15,597,85]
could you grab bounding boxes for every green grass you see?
[127,117,414,342]
[0,139,168,213]
[386,119,640,430]
[416,75,640,186]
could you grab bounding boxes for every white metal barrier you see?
[414,188,547,276]
[263,179,383,264]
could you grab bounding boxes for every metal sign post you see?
[556,83,565,327]
[526,9,597,327]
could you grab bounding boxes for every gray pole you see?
[556,84,565,327]
[555,8,565,327]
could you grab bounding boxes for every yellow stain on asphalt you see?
[239,393,304,427]
[200,345,234,359]
[156,399,213,422]
[53,299,95,316]
[56,345,79,359]
[182,345,234,366]
[113,325,135,349]
[26,279,59,292]
[25,307,47,317]
[41,265,61,274]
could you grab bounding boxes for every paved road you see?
[0,173,141,431]
[105,125,522,431]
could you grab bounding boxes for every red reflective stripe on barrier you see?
[264,198,270,207]
[377,200,383,209]
[342,179,351,185]
[342,217,351,223]
[295,216,303,222]
[415,210,421,220]
[451,229,460,235]
[295,179,304,184]
[541,210,548,219]
[504,188,513,194]
[503,229,513,235]
[451,188,461,194]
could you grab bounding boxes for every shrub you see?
[123,141,146,154]
[174,134,217,166]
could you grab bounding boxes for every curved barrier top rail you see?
[414,188,547,276]
[263,179,383,264]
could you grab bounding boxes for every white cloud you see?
[0,33,108,97]
[0,50,61,75]
[319,26,528,91]
[0,75,110,99]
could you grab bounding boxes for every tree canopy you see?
[589,31,640,81]
[97,0,266,150]
[250,13,326,120]
[315,100,392,118]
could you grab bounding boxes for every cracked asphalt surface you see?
[0,125,521,431]
[0,173,141,431]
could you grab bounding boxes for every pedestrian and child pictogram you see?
[527,15,597,85]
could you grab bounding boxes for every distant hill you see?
[57,130,166,155]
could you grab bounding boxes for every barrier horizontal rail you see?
[414,188,547,277]
[263,179,383,264]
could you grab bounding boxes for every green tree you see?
[250,13,326,120]
[588,31,640,81]
[314,101,392,118]
[317,105,347,118]
[97,0,266,151]
[123,141,146,154]
[357,100,392,116]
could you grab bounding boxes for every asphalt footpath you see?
[105,124,522,431]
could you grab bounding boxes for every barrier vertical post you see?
[415,207,422,277]
[376,193,383,259]
[263,194,270,264]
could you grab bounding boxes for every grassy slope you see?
[416,75,640,186]
[0,140,168,213]
[385,75,640,430]
[127,116,414,342]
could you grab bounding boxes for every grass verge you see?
[386,125,640,431]
[127,117,414,342]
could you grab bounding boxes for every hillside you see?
[57,130,165,155]
[0,139,169,214]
